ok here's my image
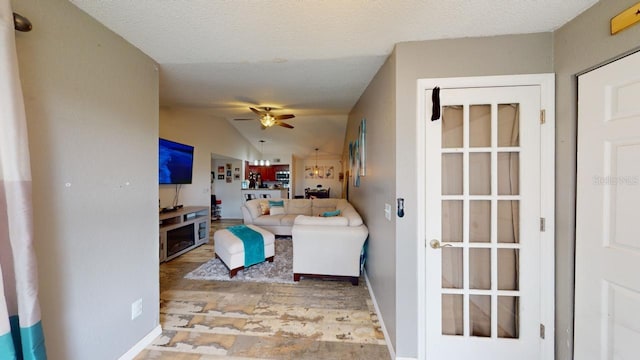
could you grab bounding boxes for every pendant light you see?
[313,148,319,175]
[254,140,270,166]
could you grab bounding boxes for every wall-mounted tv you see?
[159,138,194,184]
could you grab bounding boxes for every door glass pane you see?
[469,152,491,195]
[442,201,463,243]
[442,153,463,195]
[498,200,519,243]
[442,294,463,336]
[442,247,463,289]
[469,248,491,290]
[469,200,491,243]
[498,104,519,147]
[470,105,491,147]
[470,295,491,337]
[498,152,519,195]
[498,249,519,291]
[442,106,463,148]
[498,296,519,339]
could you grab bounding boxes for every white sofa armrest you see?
[291,224,368,280]
[241,205,254,224]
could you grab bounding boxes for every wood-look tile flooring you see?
[135,219,390,360]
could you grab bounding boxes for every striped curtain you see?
[0,2,47,359]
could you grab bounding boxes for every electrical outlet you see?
[131,298,143,320]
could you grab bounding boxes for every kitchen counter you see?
[241,189,289,201]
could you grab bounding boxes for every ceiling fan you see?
[234,107,295,129]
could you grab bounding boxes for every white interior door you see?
[424,85,542,358]
[575,51,640,359]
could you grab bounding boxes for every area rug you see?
[185,237,294,284]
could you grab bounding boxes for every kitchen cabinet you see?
[247,165,289,181]
[248,165,273,180]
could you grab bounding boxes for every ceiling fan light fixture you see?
[313,148,319,175]
[260,114,276,127]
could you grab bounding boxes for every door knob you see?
[430,239,452,249]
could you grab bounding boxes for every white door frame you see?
[416,74,555,360]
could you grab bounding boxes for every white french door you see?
[575,51,640,359]
[423,84,545,359]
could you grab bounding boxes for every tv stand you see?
[159,206,209,262]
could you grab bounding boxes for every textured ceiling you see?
[69,0,597,158]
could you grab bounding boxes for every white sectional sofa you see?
[240,198,369,285]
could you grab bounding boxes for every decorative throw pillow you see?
[259,201,270,215]
[321,209,341,217]
[268,200,284,207]
[269,206,285,215]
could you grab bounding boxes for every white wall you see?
[159,107,260,211]
[261,152,293,166]
[293,155,305,198]
[212,159,243,218]
[553,1,640,358]
[13,0,160,358]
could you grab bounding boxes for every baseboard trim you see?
[118,325,162,360]
[364,271,396,360]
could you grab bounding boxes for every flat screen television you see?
[159,138,194,184]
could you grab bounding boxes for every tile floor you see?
[134,219,390,360]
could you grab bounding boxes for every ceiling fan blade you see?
[275,114,295,120]
[234,118,255,121]
[277,122,294,129]
[250,107,265,116]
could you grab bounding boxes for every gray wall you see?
[12,0,160,359]
[346,52,397,349]
[393,33,553,358]
[553,1,640,358]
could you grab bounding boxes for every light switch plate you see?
[131,298,143,320]
[384,203,392,220]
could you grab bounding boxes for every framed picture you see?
[217,175,224,180]
[234,167,240,172]
[349,118,366,187]
[305,166,315,179]
[325,166,335,179]
[226,170,232,177]
[218,166,225,173]
[234,174,240,180]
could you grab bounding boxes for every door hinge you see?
[539,323,545,339]
[540,109,546,124]
[540,217,546,232]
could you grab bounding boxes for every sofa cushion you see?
[280,214,298,227]
[254,215,286,226]
[286,199,312,215]
[322,209,341,217]
[294,215,349,226]
[311,198,338,216]
[269,200,285,207]
[335,200,363,226]
[259,201,270,215]
[246,200,263,219]
[270,206,285,215]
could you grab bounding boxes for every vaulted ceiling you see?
[69,0,598,158]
